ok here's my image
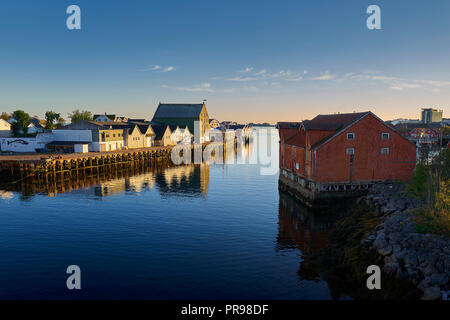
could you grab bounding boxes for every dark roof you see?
[276,122,302,129]
[30,117,46,128]
[153,103,204,119]
[108,123,142,134]
[394,122,442,130]
[127,118,146,122]
[127,120,156,135]
[89,121,122,128]
[150,121,170,139]
[303,112,370,131]
[132,123,154,135]
[227,124,245,130]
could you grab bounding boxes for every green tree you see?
[0,112,11,121]
[44,111,61,129]
[11,110,31,137]
[68,109,92,124]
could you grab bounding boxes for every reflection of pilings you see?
[0,159,173,196]
[0,148,173,182]
[277,191,336,256]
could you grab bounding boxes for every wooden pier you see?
[0,146,174,182]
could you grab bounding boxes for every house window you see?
[381,147,390,155]
[347,133,355,140]
[295,163,299,170]
[346,148,354,155]
[382,132,390,140]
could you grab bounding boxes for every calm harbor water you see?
[0,130,342,299]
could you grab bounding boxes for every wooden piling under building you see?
[0,147,175,182]
[0,141,236,183]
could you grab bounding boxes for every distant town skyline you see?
[0,0,449,123]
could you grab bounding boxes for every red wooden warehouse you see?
[277,111,416,206]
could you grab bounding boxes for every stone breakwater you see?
[360,184,449,300]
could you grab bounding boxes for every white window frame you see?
[381,147,390,155]
[346,148,354,155]
[382,132,390,140]
[346,132,355,140]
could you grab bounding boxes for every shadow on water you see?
[277,191,336,256]
[278,189,421,300]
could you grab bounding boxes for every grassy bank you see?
[408,148,450,237]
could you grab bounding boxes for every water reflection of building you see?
[0,190,13,199]
[155,164,210,197]
[277,192,334,257]
[94,172,157,197]
[0,161,210,199]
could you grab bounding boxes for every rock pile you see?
[360,183,449,300]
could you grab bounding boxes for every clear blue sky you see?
[0,0,449,123]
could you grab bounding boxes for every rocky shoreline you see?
[360,183,449,300]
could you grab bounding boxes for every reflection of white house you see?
[0,119,11,137]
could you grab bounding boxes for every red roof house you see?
[277,112,417,191]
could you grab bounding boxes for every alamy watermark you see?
[66,265,81,290]
[65,4,381,31]
[366,265,381,290]
[66,5,81,30]
[367,5,381,30]
[170,122,279,175]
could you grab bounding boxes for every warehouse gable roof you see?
[153,103,205,119]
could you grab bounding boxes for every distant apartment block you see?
[421,108,443,124]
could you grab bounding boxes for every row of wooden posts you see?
[2,158,175,196]
[0,139,243,184]
[0,148,174,183]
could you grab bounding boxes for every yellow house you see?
[125,125,145,149]
[133,123,155,147]
[151,122,173,146]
